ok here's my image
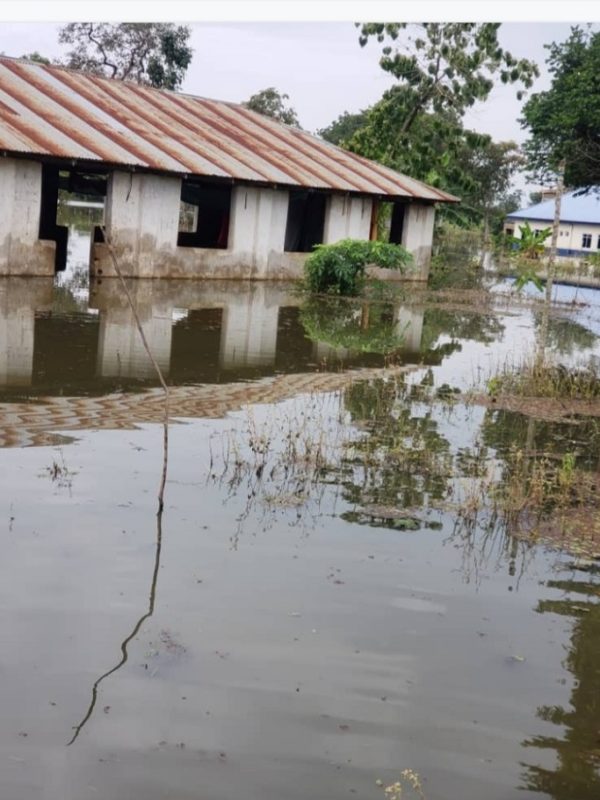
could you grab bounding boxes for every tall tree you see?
[243,87,301,127]
[58,23,193,90]
[343,86,497,225]
[357,23,538,134]
[457,139,525,247]
[521,25,600,190]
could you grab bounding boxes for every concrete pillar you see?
[219,285,280,369]
[393,305,424,353]
[0,277,53,385]
[0,158,55,276]
[94,171,182,278]
[227,186,289,275]
[402,203,436,279]
[323,195,373,244]
[96,286,173,378]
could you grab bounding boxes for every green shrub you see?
[303,239,412,296]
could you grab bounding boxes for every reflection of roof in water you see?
[0,364,414,449]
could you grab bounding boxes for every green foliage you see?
[514,269,544,293]
[58,23,192,89]
[346,24,536,227]
[508,223,552,292]
[300,297,408,355]
[521,26,600,189]
[488,359,600,400]
[511,222,552,259]
[318,110,368,145]
[21,51,52,65]
[358,23,538,124]
[529,191,543,205]
[343,86,523,228]
[243,87,300,127]
[303,239,412,296]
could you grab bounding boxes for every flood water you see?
[1,223,600,800]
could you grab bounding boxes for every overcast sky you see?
[0,20,597,193]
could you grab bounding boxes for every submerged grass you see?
[455,445,600,560]
[487,357,600,401]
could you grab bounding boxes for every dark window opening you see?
[39,165,69,273]
[369,201,406,243]
[284,191,327,253]
[389,203,406,244]
[582,233,592,249]
[177,183,231,249]
[505,228,514,237]
[33,312,100,389]
[170,308,224,382]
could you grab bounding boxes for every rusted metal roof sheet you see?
[0,56,458,203]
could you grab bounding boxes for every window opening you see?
[178,182,231,249]
[284,190,327,253]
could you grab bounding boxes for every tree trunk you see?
[536,160,565,365]
[480,211,490,269]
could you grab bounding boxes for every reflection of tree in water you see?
[300,297,410,356]
[520,568,600,799]
[480,408,600,473]
[341,376,454,512]
[299,295,462,363]
[533,311,597,357]
[420,305,505,351]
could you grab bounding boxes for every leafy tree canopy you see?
[58,23,193,90]
[318,110,368,145]
[521,25,600,189]
[243,87,301,127]
[21,51,52,65]
[342,86,520,228]
[357,23,538,132]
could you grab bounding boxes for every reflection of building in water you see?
[219,285,281,369]
[394,306,424,353]
[90,279,300,378]
[96,302,173,379]
[0,278,53,386]
[0,277,426,391]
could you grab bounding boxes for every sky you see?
[0,12,598,196]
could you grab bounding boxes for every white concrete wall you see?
[323,195,373,244]
[0,306,36,385]
[96,304,173,379]
[402,203,436,278]
[219,285,280,368]
[227,186,290,276]
[0,278,53,385]
[102,171,182,277]
[0,158,55,276]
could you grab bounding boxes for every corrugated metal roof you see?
[0,56,457,203]
[507,189,600,225]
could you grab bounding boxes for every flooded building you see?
[0,56,457,281]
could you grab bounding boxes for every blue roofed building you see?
[505,190,600,258]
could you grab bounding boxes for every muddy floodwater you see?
[2,226,600,800]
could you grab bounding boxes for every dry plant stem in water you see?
[100,226,170,512]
